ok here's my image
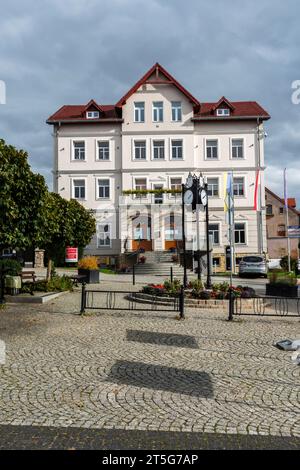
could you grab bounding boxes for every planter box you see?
[78,269,100,284]
[266,283,298,298]
[5,275,21,295]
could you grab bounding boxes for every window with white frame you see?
[206,140,218,159]
[207,177,219,197]
[134,178,147,198]
[153,140,165,159]
[171,101,182,121]
[208,224,220,245]
[97,223,111,247]
[97,179,110,199]
[73,141,85,160]
[153,101,163,122]
[73,179,86,199]
[86,111,99,119]
[233,177,245,196]
[234,223,246,244]
[134,141,146,160]
[232,139,244,159]
[216,108,230,116]
[171,140,183,159]
[97,141,110,160]
[134,102,145,122]
[170,177,182,196]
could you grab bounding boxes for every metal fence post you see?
[170,266,173,282]
[133,264,135,286]
[179,285,185,319]
[228,289,234,321]
[80,282,86,314]
[0,268,6,305]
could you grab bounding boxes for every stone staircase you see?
[134,251,185,276]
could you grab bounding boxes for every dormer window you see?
[86,111,99,119]
[216,108,230,116]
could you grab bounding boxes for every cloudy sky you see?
[1,0,300,202]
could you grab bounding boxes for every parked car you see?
[239,255,268,278]
[296,259,300,275]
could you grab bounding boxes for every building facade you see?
[265,187,299,260]
[47,63,270,271]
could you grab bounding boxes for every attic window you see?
[216,108,230,116]
[86,111,99,119]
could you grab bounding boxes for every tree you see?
[37,193,96,280]
[0,139,48,250]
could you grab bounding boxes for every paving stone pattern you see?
[0,284,300,443]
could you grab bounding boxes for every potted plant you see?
[171,254,178,263]
[0,259,22,295]
[78,256,100,284]
[266,272,298,297]
[139,255,146,264]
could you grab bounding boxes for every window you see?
[171,101,182,121]
[279,207,284,214]
[153,140,165,159]
[206,140,218,159]
[207,177,219,197]
[213,257,220,267]
[233,177,244,196]
[73,179,85,199]
[216,108,230,116]
[134,102,145,122]
[208,224,220,245]
[266,204,273,215]
[97,179,110,199]
[153,184,163,204]
[86,111,99,119]
[232,139,244,159]
[97,224,111,247]
[73,141,85,160]
[170,177,182,196]
[134,141,146,160]
[97,141,110,160]
[278,224,286,236]
[134,178,147,198]
[171,140,183,159]
[153,101,163,122]
[234,223,246,244]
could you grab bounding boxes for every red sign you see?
[65,247,78,263]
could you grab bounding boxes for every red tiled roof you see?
[47,63,270,123]
[288,198,296,208]
[265,188,299,215]
[47,104,121,123]
[115,62,200,109]
[193,100,270,120]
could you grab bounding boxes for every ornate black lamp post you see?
[182,172,212,289]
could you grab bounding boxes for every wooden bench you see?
[68,274,87,287]
[19,271,37,283]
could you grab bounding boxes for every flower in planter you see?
[139,256,146,264]
[78,256,98,270]
[171,254,178,262]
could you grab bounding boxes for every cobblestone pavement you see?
[0,286,300,448]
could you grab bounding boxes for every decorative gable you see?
[213,96,235,116]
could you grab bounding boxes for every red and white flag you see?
[253,170,260,210]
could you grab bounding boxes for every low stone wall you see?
[128,292,255,310]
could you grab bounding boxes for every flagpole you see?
[284,168,291,272]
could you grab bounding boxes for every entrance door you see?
[132,215,153,251]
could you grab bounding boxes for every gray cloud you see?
[0,0,300,202]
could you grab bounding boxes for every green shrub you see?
[163,278,181,295]
[21,275,73,294]
[0,259,22,276]
[280,256,297,272]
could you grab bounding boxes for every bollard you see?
[179,285,185,319]
[170,266,173,283]
[80,282,86,314]
[228,289,234,321]
[133,264,136,286]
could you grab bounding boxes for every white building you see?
[47,63,270,271]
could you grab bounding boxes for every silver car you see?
[238,255,268,278]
